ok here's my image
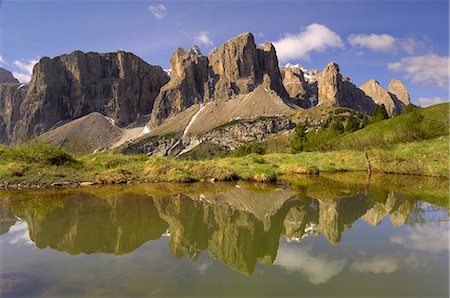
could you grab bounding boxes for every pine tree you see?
[291,123,308,153]
[372,104,389,122]
[331,121,344,134]
[345,114,360,132]
[402,104,416,114]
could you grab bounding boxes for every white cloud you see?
[348,33,396,52]
[194,32,214,47]
[148,4,167,20]
[348,34,429,55]
[12,72,31,83]
[351,255,399,274]
[7,221,35,247]
[417,96,447,107]
[0,55,5,65]
[388,54,449,89]
[273,23,344,62]
[399,37,422,55]
[274,245,346,284]
[390,222,449,253]
[12,58,39,83]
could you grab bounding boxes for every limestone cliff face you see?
[209,32,271,99]
[340,77,376,114]
[280,66,310,107]
[10,50,169,144]
[149,32,287,128]
[314,62,377,115]
[317,62,342,107]
[388,79,410,106]
[360,80,397,115]
[0,68,19,84]
[149,47,209,127]
[0,83,28,144]
[124,116,294,156]
[256,42,288,99]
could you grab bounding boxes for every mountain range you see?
[0,32,411,155]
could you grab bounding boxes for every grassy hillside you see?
[335,103,449,150]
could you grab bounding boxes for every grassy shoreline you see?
[0,135,447,189]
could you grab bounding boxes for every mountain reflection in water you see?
[0,173,448,277]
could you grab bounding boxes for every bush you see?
[2,141,77,166]
[402,104,417,114]
[232,142,267,157]
[291,123,309,153]
[345,114,360,132]
[331,121,344,134]
[393,110,427,142]
[372,104,389,123]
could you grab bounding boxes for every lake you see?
[0,173,448,297]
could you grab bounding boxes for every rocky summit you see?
[0,31,412,154]
[149,32,288,128]
[1,51,169,144]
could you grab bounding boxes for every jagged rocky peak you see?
[257,42,288,98]
[10,50,169,144]
[280,65,310,107]
[360,79,396,115]
[148,45,210,127]
[388,79,410,106]
[317,61,342,107]
[208,32,261,98]
[149,32,288,128]
[208,32,286,98]
[0,68,19,84]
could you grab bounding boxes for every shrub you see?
[372,104,389,123]
[345,114,360,132]
[393,110,427,142]
[331,121,344,134]
[3,141,77,166]
[232,142,267,157]
[402,104,417,114]
[291,123,309,153]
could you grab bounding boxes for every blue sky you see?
[0,0,448,106]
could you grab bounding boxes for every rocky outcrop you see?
[340,77,376,114]
[124,116,294,156]
[208,32,262,99]
[256,42,288,98]
[9,50,169,144]
[280,65,310,107]
[314,62,376,114]
[317,62,342,107]
[0,83,28,144]
[388,79,410,113]
[0,68,19,84]
[149,32,288,128]
[388,79,410,105]
[149,47,210,127]
[202,116,294,150]
[360,80,397,115]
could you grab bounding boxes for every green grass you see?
[0,104,448,187]
[0,135,447,187]
[334,103,449,151]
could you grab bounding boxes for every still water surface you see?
[0,173,448,297]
